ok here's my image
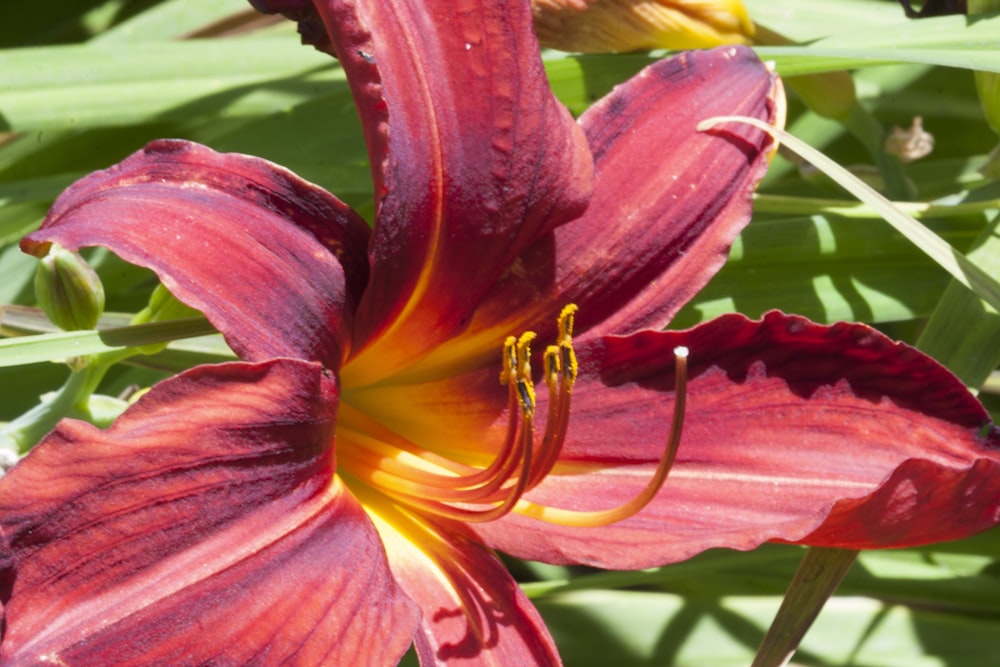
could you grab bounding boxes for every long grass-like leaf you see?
[0,316,216,367]
[699,116,1000,315]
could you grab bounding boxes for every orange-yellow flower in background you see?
[532,0,753,53]
[533,0,857,121]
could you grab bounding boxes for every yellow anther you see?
[557,303,578,341]
[559,303,580,342]
[516,381,535,416]
[557,304,579,386]
[560,344,578,385]
[543,345,561,390]
[499,335,517,385]
[516,331,537,367]
[515,332,537,415]
[362,305,587,526]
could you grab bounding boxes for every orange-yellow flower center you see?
[339,305,688,528]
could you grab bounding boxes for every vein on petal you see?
[17,477,344,657]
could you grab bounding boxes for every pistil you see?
[527,304,578,488]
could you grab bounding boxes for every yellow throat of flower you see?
[340,304,688,528]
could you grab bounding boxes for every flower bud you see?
[34,244,105,331]
[532,0,753,53]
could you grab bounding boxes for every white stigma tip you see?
[673,346,689,358]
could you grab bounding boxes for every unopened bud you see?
[34,244,105,331]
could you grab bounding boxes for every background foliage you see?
[1,0,998,664]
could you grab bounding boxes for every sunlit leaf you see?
[0,317,216,367]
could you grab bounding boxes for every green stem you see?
[0,347,134,458]
[750,548,860,667]
[753,193,1000,219]
[2,361,107,456]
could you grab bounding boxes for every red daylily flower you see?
[2,1,1000,665]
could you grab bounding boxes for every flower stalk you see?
[751,548,860,667]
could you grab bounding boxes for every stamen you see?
[499,335,517,385]
[527,304,578,488]
[514,345,689,528]
[346,305,603,526]
[514,331,537,416]
[352,330,541,523]
[556,303,579,385]
[339,397,516,499]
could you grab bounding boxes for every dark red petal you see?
[0,359,419,664]
[248,1,334,55]
[21,139,371,367]
[571,46,781,337]
[472,312,1000,568]
[362,497,561,666]
[285,0,593,384]
[408,46,781,378]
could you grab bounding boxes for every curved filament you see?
[514,346,689,528]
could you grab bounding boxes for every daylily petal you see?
[468,312,1000,568]
[358,491,561,666]
[532,0,755,53]
[571,46,782,338]
[398,46,782,380]
[0,359,420,665]
[254,0,594,383]
[556,46,782,340]
[21,139,371,367]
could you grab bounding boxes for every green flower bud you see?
[34,244,106,331]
